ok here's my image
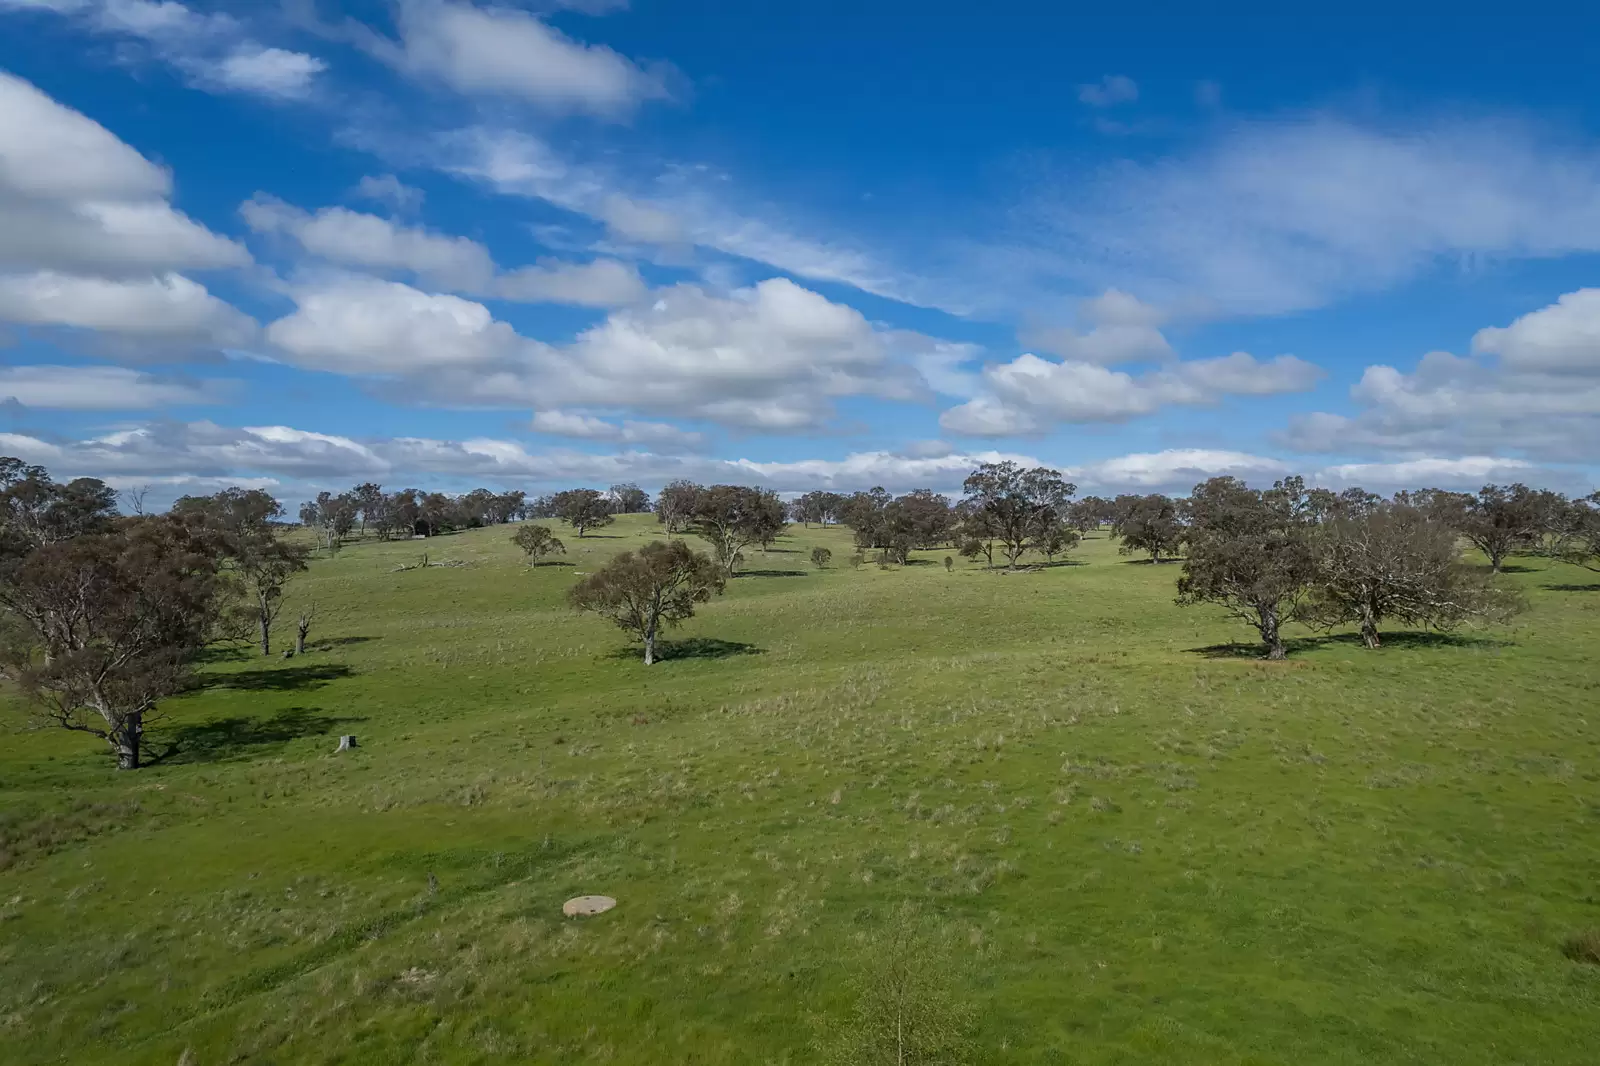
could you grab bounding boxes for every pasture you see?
[3,515,1599,1064]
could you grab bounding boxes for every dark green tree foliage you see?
[0,458,118,558]
[792,490,848,526]
[299,491,357,553]
[1425,483,1566,572]
[1066,495,1115,533]
[551,488,615,537]
[810,546,832,568]
[172,488,310,656]
[351,481,384,536]
[1111,494,1186,562]
[1555,492,1600,571]
[608,483,652,514]
[1301,500,1523,648]
[569,540,725,664]
[691,485,787,574]
[654,480,702,535]
[512,523,566,565]
[960,462,1076,569]
[1177,476,1317,660]
[0,515,223,769]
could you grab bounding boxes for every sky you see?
[1,0,1599,510]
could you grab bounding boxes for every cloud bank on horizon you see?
[1,1,1598,506]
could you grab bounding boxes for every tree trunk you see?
[643,622,656,665]
[296,627,308,655]
[259,603,271,657]
[112,713,141,771]
[1489,547,1504,573]
[1152,548,1161,564]
[1359,604,1381,649]
[1259,604,1286,660]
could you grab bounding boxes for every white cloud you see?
[212,45,327,99]
[387,0,668,116]
[1011,115,1600,317]
[941,350,1321,436]
[0,71,248,284]
[1067,449,1290,491]
[1315,456,1539,488]
[266,274,528,375]
[243,195,496,289]
[529,410,707,450]
[493,258,645,307]
[1078,75,1139,108]
[1286,289,1600,463]
[243,195,644,307]
[0,364,227,408]
[0,271,256,347]
[5,0,329,100]
[437,127,943,312]
[1471,288,1600,374]
[354,174,424,214]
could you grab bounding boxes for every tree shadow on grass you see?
[312,635,379,650]
[1543,582,1600,592]
[604,637,762,662]
[1120,557,1183,565]
[731,569,808,578]
[202,663,354,692]
[1188,630,1513,659]
[1496,563,1541,574]
[153,706,367,765]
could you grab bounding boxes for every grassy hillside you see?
[3,515,1599,1064]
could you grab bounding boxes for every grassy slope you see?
[2,516,1598,1065]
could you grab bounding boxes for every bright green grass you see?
[3,516,1599,1065]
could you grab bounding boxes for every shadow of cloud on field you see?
[154,706,367,765]
[203,663,354,692]
[1187,630,1513,659]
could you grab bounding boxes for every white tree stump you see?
[336,735,358,752]
[563,895,616,917]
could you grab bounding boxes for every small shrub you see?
[1563,929,1600,965]
[944,556,954,572]
[850,552,866,570]
[811,546,832,569]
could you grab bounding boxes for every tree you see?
[552,488,614,537]
[793,490,847,527]
[1037,518,1080,564]
[0,458,118,557]
[1429,483,1565,572]
[1067,495,1116,534]
[810,546,832,568]
[569,540,725,665]
[655,480,702,536]
[172,488,310,656]
[881,490,957,562]
[512,523,566,565]
[1177,476,1317,660]
[299,491,357,554]
[1554,492,1600,571]
[351,482,384,537]
[0,516,223,769]
[1301,501,1523,648]
[1111,494,1186,562]
[960,462,1075,569]
[691,485,787,574]
[295,603,315,656]
[819,905,976,1066]
[608,483,652,514]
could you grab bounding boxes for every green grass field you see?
[4,516,1599,1064]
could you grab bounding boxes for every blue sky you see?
[2,0,1598,509]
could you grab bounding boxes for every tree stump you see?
[563,895,616,917]
[336,735,357,752]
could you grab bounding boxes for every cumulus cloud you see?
[0,72,248,277]
[0,364,229,408]
[0,271,256,348]
[1286,289,1600,463]
[278,275,936,432]
[1020,289,1173,366]
[3,0,328,99]
[941,350,1321,436]
[384,0,669,116]
[266,274,528,375]
[529,410,707,450]
[243,195,645,307]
